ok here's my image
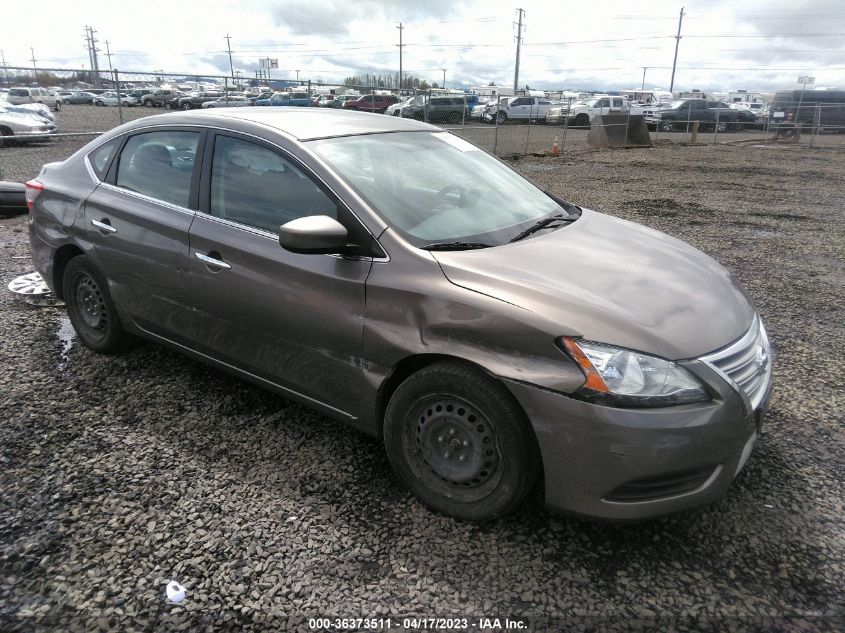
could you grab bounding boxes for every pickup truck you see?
[489,96,553,124]
[646,99,750,132]
[545,96,631,126]
[141,89,186,108]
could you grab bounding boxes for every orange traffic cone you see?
[551,136,561,155]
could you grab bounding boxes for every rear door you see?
[188,131,373,417]
[84,128,204,342]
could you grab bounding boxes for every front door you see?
[188,132,372,417]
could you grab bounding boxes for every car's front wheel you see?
[63,255,132,354]
[384,361,539,521]
[660,118,675,132]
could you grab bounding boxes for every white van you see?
[5,87,61,112]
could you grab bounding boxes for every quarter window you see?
[115,130,200,207]
[88,138,121,180]
[209,135,337,234]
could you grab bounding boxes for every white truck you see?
[488,95,554,124]
[545,95,633,126]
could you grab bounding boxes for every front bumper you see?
[504,358,771,520]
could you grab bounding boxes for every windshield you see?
[310,131,573,247]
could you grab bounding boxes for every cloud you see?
[267,0,459,35]
[733,0,845,49]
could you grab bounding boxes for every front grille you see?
[700,315,772,411]
[604,467,715,502]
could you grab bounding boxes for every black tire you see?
[181,102,191,110]
[62,255,132,354]
[94,101,102,107]
[574,113,590,128]
[384,361,539,521]
[0,125,13,147]
[496,111,508,125]
[715,120,728,133]
[660,118,675,132]
[54,101,61,112]
[447,111,462,124]
[144,100,153,108]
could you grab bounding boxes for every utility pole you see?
[0,50,9,88]
[225,34,235,83]
[396,22,404,91]
[669,7,684,94]
[84,27,94,74]
[513,8,525,93]
[30,48,38,86]
[442,68,446,89]
[105,41,114,72]
[84,26,102,89]
[641,67,648,90]
[295,69,300,82]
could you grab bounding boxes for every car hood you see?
[430,209,755,360]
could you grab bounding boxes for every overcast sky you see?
[3,0,843,93]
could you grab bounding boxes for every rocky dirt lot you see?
[0,126,844,632]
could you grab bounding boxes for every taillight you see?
[24,180,44,211]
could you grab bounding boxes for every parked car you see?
[61,91,97,105]
[93,92,138,107]
[342,94,398,114]
[329,94,359,109]
[177,91,223,110]
[646,99,746,132]
[0,180,27,216]
[0,106,57,144]
[4,87,61,112]
[201,96,251,108]
[488,95,553,125]
[26,109,771,522]
[141,89,186,108]
[0,98,56,123]
[768,89,845,134]
[385,96,414,116]
[247,91,274,105]
[546,96,629,126]
[255,92,312,107]
[401,95,467,124]
[315,95,336,107]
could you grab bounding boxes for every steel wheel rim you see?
[403,395,504,502]
[73,273,107,339]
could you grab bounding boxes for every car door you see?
[188,131,373,417]
[83,128,204,343]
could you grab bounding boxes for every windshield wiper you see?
[421,241,494,251]
[508,213,575,243]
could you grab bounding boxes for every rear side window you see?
[10,89,27,97]
[115,131,200,207]
[209,135,336,233]
[88,138,121,181]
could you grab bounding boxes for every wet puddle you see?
[56,317,76,370]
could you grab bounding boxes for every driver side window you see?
[209,135,336,234]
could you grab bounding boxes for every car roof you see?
[123,108,434,141]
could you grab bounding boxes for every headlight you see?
[560,338,709,407]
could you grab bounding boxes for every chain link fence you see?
[2,65,845,162]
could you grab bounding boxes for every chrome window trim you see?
[700,314,773,414]
[99,182,196,217]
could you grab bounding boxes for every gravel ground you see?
[1,124,844,632]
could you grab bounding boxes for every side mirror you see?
[279,215,348,255]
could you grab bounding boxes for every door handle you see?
[195,252,232,270]
[91,219,117,233]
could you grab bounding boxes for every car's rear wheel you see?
[53,101,61,112]
[715,121,728,133]
[0,126,12,147]
[144,100,153,108]
[63,255,131,354]
[384,361,539,521]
